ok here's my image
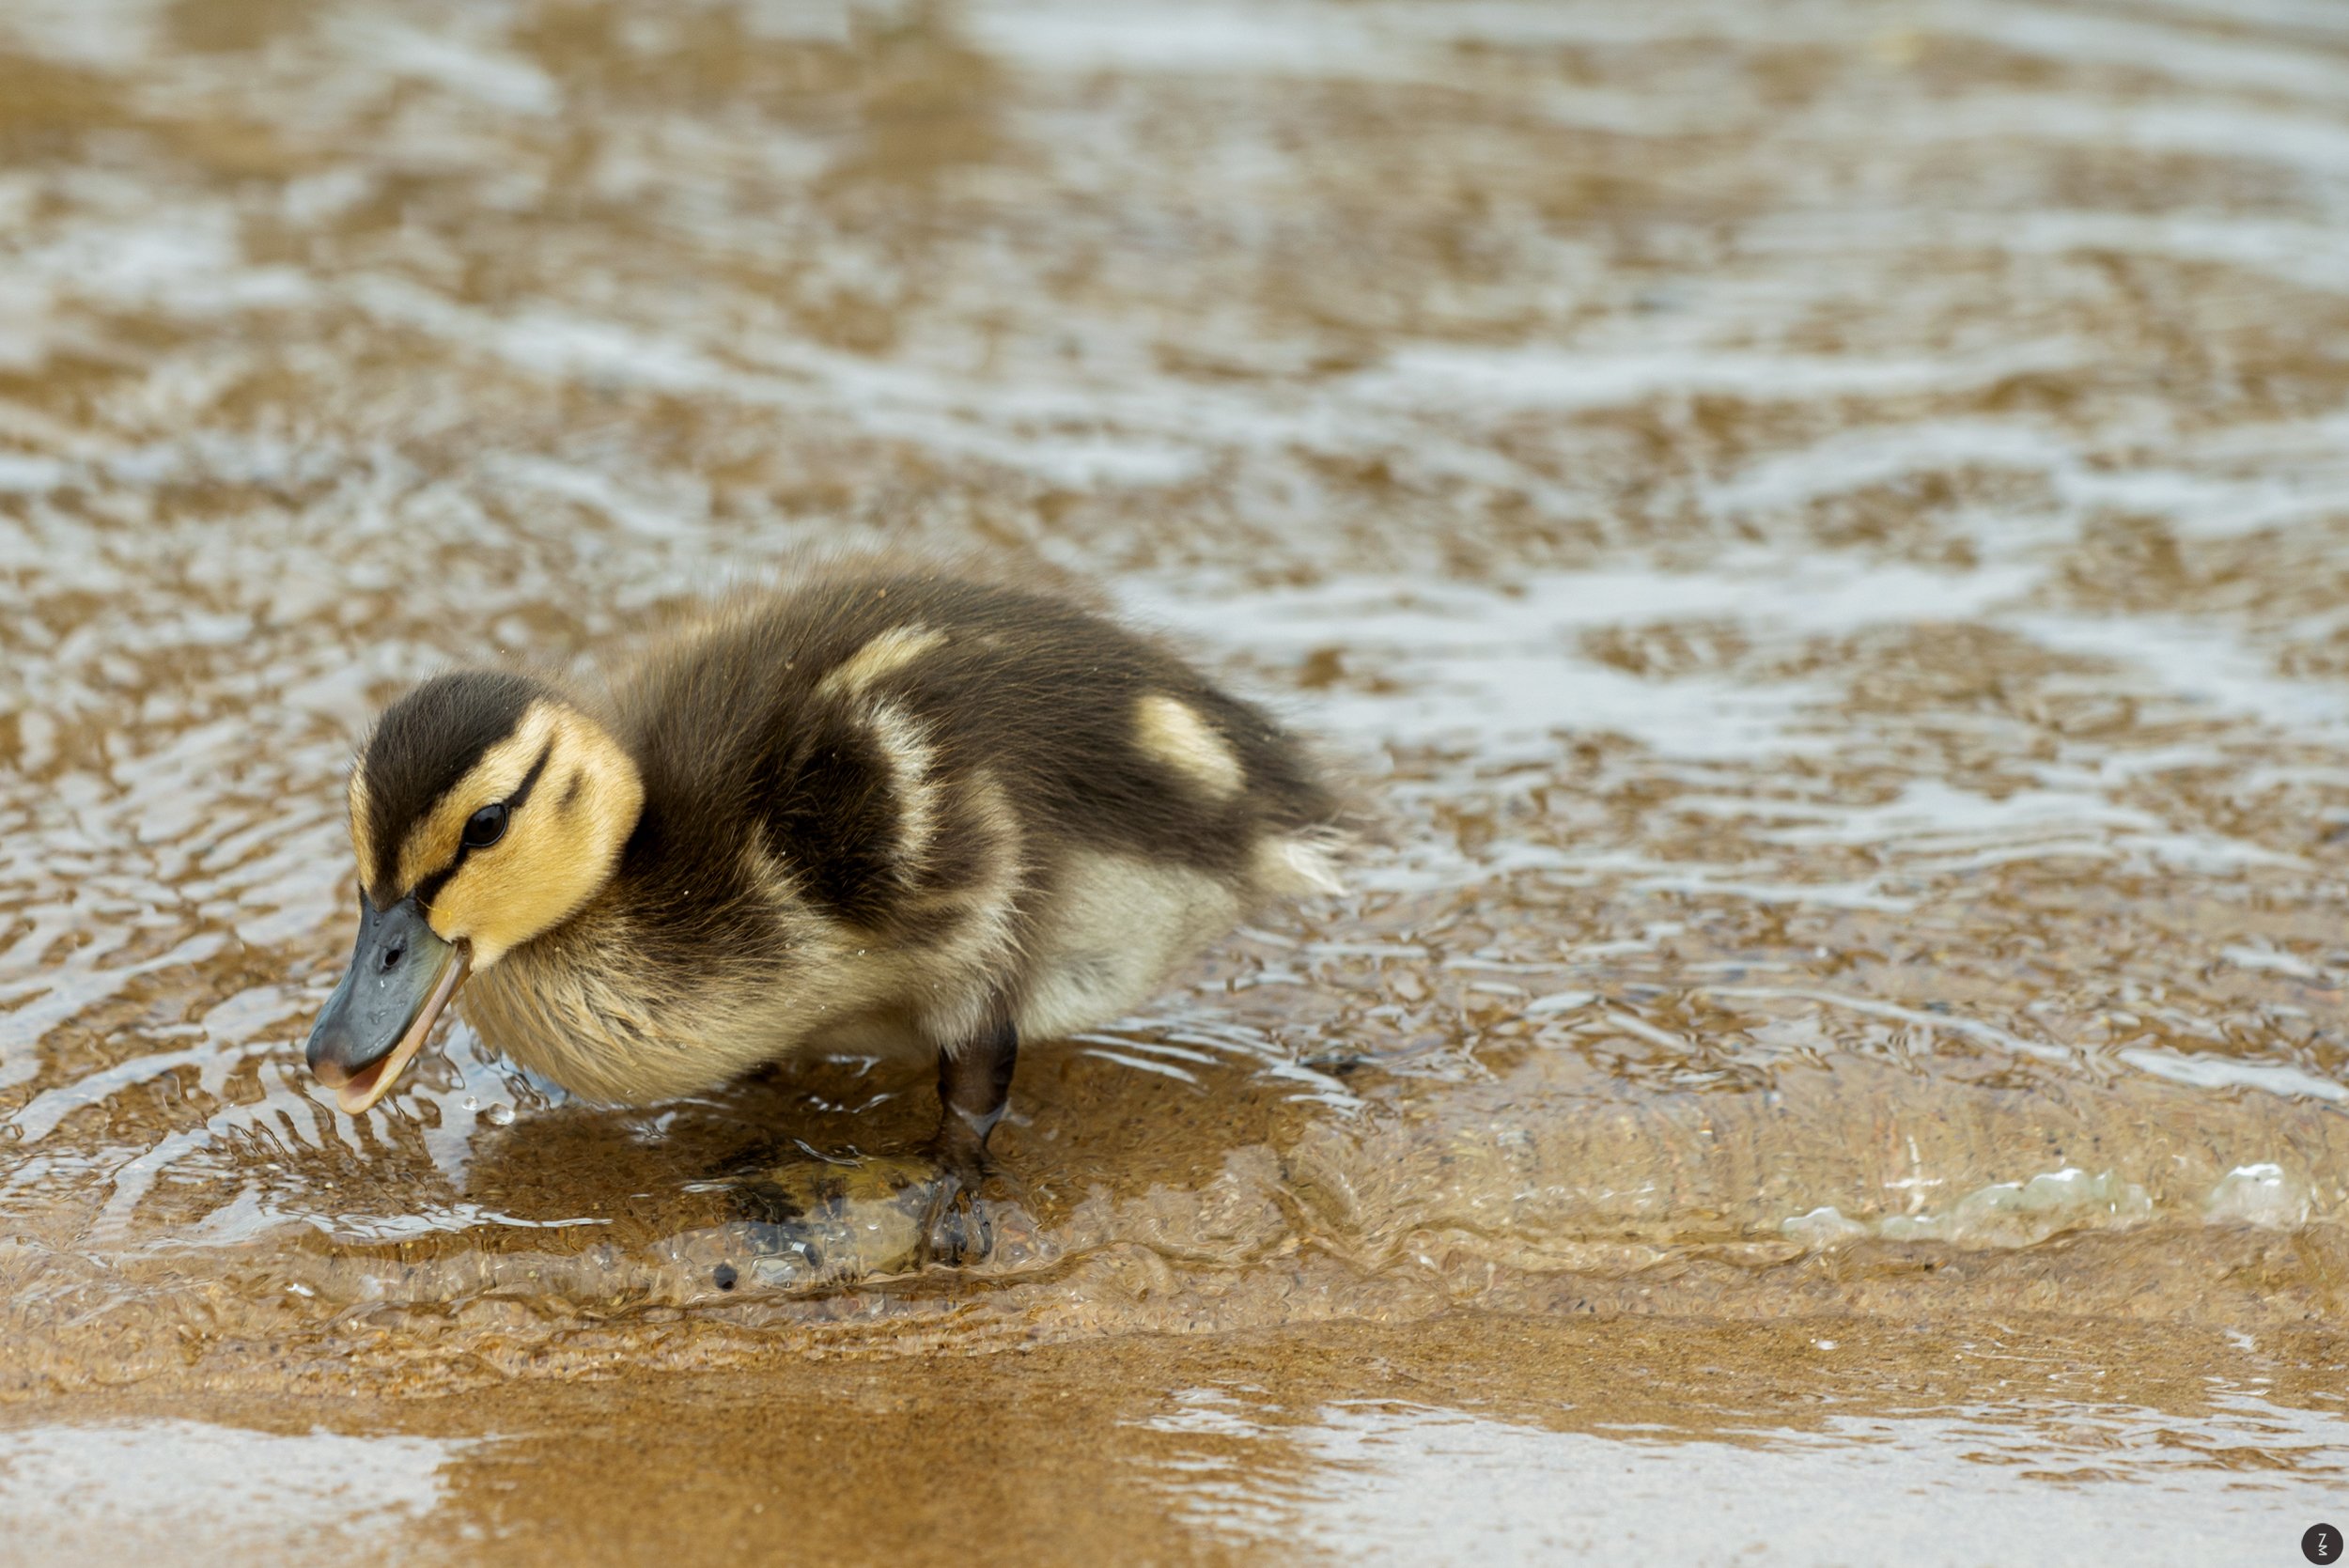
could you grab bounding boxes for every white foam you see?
[330,16,561,114]
[2220,944,2326,981]
[1850,91,2349,179]
[2013,613,2349,736]
[0,453,69,491]
[1129,561,2043,762]
[967,0,1392,76]
[1706,408,2349,534]
[1703,986,2074,1066]
[1349,341,2085,411]
[1927,1,2349,100]
[2119,1048,2348,1104]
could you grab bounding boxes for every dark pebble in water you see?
[713,1264,738,1292]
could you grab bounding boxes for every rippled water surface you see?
[2,0,2346,1560]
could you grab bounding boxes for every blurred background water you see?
[1,0,2346,1561]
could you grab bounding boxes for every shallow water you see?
[1,0,2346,1560]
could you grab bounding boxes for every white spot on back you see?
[1135,693,1244,798]
[1253,827,1348,896]
[818,625,946,699]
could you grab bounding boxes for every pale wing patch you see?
[903,766,1028,1046]
[1135,693,1244,799]
[817,625,946,699]
[863,698,939,868]
[739,839,800,909]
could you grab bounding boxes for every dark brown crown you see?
[356,669,551,897]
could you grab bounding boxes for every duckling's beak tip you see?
[303,894,470,1116]
[327,950,469,1116]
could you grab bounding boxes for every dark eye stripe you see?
[358,670,543,900]
[503,742,553,814]
[413,740,553,912]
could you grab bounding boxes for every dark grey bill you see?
[303,894,467,1113]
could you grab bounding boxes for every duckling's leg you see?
[917,1018,1018,1265]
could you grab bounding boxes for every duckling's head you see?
[304,670,644,1114]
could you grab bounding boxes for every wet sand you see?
[7,1314,2345,1566]
[2,0,2348,1561]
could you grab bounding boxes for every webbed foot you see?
[717,1144,1026,1283]
[726,1154,937,1281]
[715,1017,1025,1283]
[913,1142,995,1267]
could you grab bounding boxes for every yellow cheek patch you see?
[419,703,645,967]
[1134,693,1244,799]
[394,705,563,894]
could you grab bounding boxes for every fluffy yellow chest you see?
[453,899,957,1105]
[457,912,789,1104]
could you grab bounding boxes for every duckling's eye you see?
[462,801,509,848]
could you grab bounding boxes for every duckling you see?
[303,565,1345,1263]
